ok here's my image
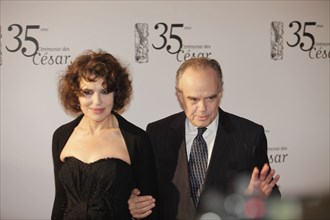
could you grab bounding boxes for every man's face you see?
[178,67,222,128]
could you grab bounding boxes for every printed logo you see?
[3,24,72,66]
[268,146,288,164]
[271,21,284,60]
[271,20,329,60]
[134,22,213,63]
[265,129,289,164]
[135,23,149,63]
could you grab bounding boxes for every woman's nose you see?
[92,93,102,104]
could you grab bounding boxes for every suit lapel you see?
[170,113,196,218]
[203,109,235,191]
[173,139,191,191]
[169,113,189,190]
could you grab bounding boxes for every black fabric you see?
[147,108,281,220]
[59,157,133,220]
[51,112,158,220]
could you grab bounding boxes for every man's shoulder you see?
[220,109,263,130]
[147,111,185,128]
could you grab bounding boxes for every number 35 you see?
[287,21,316,52]
[152,23,184,54]
[6,24,40,57]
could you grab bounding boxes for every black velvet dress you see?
[52,113,158,220]
[59,157,134,220]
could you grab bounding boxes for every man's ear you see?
[219,84,224,99]
[176,91,184,109]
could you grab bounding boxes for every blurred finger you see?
[259,163,269,181]
[270,175,280,187]
[251,166,260,181]
[265,169,275,184]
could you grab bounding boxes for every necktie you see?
[188,127,208,207]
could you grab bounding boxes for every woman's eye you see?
[101,90,110,94]
[82,90,93,96]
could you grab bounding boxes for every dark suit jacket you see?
[51,112,158,220]
[146,108,280,220]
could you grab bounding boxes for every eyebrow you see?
[187,94,217,99]
[186,95,197,100]
[208,94,218,99]
[79,84,107,89]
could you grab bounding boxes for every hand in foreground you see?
[128,188,155,219]
[245,163,280,198]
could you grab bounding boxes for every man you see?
[129,57,280,220]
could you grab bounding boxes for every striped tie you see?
[188,127,208,207]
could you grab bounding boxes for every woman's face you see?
[78,77,114,122]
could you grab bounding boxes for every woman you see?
[51,50,157,220]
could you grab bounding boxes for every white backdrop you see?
[1,1,329,219]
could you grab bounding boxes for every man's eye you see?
[207,96,217,102]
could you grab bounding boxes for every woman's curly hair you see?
[58,50,132,115]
